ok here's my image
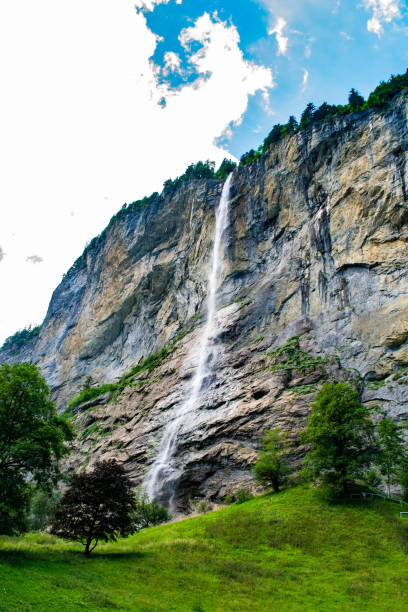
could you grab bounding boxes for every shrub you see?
[254,428,291,492]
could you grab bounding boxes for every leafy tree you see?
[301,383,376,497]
[313,102,337,121]
[133,490,170,530]
[28,487,61,532]
[0,362,74,534]
[50,460,138,555]
[286,115,298,133]
[253,428,291,492]
[215,158,237,180]
[263,124,283,151]
[348,88,365,109]
[376,417,406,498]
[240,149,260,166]
[300,102,316,126]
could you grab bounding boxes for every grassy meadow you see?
[1,486,407,611]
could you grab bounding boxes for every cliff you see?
[2,93,408,507]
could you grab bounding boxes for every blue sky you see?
[144,0,408,156]
[0,0,407,343]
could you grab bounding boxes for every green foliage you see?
[66,383,117,412]
[268,336,331,373]
[376,417,407,497]
[0,362,74,535]
[367,70,408,108]
[164,158,236,190]
[301,383,376,497]
[348,88,365,109]
[133,491,170,530]
[28,487,60,532]
[300,102,316,126]
[253,428,291,492]
[1,325,41,350]
[234,489,254,504]
[50,460,137,555]
[66,345,173,413]
[215,158,237,179]
[1,487,408,611]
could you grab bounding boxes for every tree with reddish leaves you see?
[50,459,137,555]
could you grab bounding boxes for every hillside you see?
[1,487,407,611]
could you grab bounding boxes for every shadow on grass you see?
[0,548,148,567]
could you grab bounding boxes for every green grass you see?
[1,487,407,611]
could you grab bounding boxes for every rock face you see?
[2,93,408,507]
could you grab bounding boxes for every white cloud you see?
[0,3,273,343]
[362,0,401,36]
[268,16,289,55]
[302,69,309,92]
[26,255,44,264]
[135,0,182,12]
[162,51,182,76]
[340,31,353,40]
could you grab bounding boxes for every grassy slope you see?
[1,487,407,612]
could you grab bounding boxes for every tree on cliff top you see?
[0,362,74,534]
[50,460,137,555]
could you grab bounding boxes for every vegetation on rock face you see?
[0,363,74,535]
[1,325,41,350]
[1,487,408,610]
[50,460,137,555]
[66,345,173,412]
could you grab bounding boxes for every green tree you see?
[301,383,376,497]
[50,460,138,555]
[215,158,237,180]
[0,362,74,534]
[253,428,291,492]
[28,487,61,532]
[300,102,316,126]
[133,490,170,530]
[348,88,365,109]
[376,417,406,498]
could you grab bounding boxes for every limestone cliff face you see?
[2,93,408,506]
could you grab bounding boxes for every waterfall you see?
[143,173,233,509]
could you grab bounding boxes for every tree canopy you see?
[0,362,73,534]
[50,460,138,555]
[301,383,376,497]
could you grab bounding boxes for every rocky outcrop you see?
[2,93,408,506]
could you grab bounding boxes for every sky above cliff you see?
[0,0,407,345]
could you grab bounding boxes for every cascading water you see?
[143,173,233,509]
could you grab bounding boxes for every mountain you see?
[1,91,408,509]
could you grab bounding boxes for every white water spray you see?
[143,174,233,508]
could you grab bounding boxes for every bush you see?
[1,325,41,350]
[133,491,170,529]
[234,489,254,504]
[253,428,291,492]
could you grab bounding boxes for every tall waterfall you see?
[143,173,233,509]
